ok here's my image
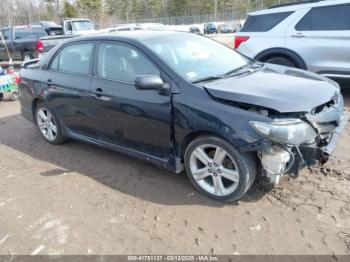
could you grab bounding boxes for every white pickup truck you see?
[62,19,97,35]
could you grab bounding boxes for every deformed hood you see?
[203,64,339,113]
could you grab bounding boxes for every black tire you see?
[22,51,34,61]
[184,136,257,202]
[264,56,297,68]
[35,102,67,145]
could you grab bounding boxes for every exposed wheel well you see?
[32,98,44,120]
[255,48,307,70]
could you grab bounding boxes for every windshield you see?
[72,21,92,31]
[144,33,250,82]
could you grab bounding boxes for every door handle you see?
[46,79,54,87]
[92,88,112,102]
[291,33,305,38]
[93,88,105,97]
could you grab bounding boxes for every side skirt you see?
[67,130,181,173]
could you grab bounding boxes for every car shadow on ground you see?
[0,113,272,207]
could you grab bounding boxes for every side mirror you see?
[135,74,163,90]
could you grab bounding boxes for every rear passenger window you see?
[49,43,94,74]
[296,4,350,31]
[14,27,46,39]
[97,43,160,83]
[240,11,293,32]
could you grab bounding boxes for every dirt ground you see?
[0,88,349,256]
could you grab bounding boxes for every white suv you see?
[235,0,350,81]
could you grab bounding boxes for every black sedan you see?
[19,31,347,202]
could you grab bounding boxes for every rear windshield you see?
[42,21,61,28]
[14,27,47,39]
[240,11,293,32]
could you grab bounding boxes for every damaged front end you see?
[250,90,348,185]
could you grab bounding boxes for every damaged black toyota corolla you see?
[19,31,347,202]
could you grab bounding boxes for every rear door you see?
[90,41,172,159]
[42,41,97,138]
[286,3,350,74]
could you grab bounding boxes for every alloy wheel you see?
[36,108,58,141]
[189,144,240,196]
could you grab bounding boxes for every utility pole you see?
[214,0,219,21]
[56,0,60,19]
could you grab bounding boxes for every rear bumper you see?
[21,107,34,123]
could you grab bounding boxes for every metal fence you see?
[125,10,249,25]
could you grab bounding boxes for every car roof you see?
[66,30,189,43]
[14,25,44,29]
[249,0,349,15]
[64,18,91,22]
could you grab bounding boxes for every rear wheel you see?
[264,56,297,68]
[22,51,34,61]
[35,102,66,144]
[184,136,256,202]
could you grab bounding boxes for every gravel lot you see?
[0,85,349,255]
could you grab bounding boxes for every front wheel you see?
[35,102,66,144]
[184,136,257,202]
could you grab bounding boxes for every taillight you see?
[15,75,22,85]
[36,39,43,53]
[234,36,250,49]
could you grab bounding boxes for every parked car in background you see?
[100,24,143,33]
[31,21,64,36]
[235,0,350,82]
[0,25,47,61]
[19,31,346,202]
[218,23,236,33]
[203,22,217,34]
[189,26,201,34]
[62,18,97,35]
[138,23,166,31]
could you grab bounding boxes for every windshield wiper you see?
[192,62,263,84]
[223,62,262,76]
[192,75,224,84]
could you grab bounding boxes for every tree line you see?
[0,0,302,28]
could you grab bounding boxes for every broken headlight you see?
[250,119,317,146]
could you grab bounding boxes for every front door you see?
[90,42,172,159]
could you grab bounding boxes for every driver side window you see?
[96,43,160,83]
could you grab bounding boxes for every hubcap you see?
[189,144,240,197]
[36,108,57,141]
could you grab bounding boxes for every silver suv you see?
[235,0,350,81]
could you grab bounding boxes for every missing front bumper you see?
[259,112,348,183]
